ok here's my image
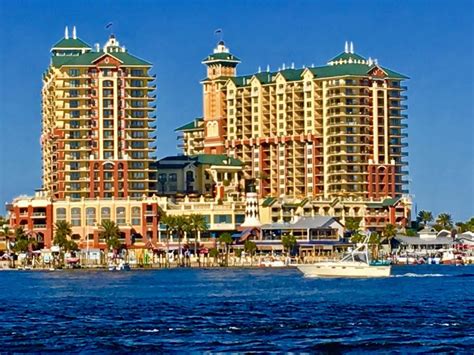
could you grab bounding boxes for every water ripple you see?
[0,265,473,352]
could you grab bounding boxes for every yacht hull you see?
[297,262,391,278]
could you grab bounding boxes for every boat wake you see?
[392,273,446,278]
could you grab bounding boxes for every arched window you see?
[101,207,111,222]
[86,207,96,226]
[56,208,66,221]
[116,207,126,226]
[71,207,81,226]
[131,207,141,226]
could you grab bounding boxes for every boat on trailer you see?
[297,234,391,278]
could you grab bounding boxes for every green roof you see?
[202,52,241,63]
[328,52,366,63]
[262,197,277,207]
[382,197,401,207]
[228,63,406,87]
[50,50,151,68]
[52,37,91,49]
[175,118,204,132]
[191,154,243,167]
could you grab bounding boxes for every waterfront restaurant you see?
[259,216,349,255]
[394,226,454,255]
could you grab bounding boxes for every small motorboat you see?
[109,261,131,271]
[297,234,391,278]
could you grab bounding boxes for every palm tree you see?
[436,213,453,231]
[219,232,233,266]
[160,214,176,267]
[244,240,257,265]
[54,221,73,266]
[188,214,208,256]
[369,232,381,260]
[174,215,189,267]
[417,210,433,226]
[12,227,28,253]
[100,220,121,252]
[345,217,362,241]
[382,224,397,253]
[281,233,297,257]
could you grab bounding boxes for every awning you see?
[232,228,255,242]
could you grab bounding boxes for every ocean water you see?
[0,266,473,353]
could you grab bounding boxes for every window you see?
[70,79,80,87]
[103,80,113,87]
[56,208,66,221]
[131,69,144,76]
[71,208,81,226]
[101,207,111,222]
[131,79,143,87]
[168,173,177,182]
[214,215,232,224]
[131,110,145,118]
[68,69,80,77]
[86,207,96,226]
[235,214,245,224]
[71,111,80,118]
[116,207,126,226]
[103,89,113,97]
[131,90,143,97]
[131,207,141,225]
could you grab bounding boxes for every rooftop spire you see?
[350,41,354,54]
[72,26,77,39]
[65,26,69,39]
[344,41,349,53]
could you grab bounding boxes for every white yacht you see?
[297,235,391,278]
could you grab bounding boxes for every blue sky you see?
[0,0,472,221]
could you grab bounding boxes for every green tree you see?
[244,240,257,256]
[100,220,121,252]
[281,233,297,256]
[12,227,29,253]
[382,224,397,243]
[209,247,219,266]
[436,213,453,231]
[218,232,233,266]
[368,232,381,260]
[417,210,433,226]
[54,221,72,249]
[345,217,363,242]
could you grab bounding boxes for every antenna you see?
[214,28,223,43]
[72,26,77,39]
[65,26,69,39]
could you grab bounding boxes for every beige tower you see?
[42,28,157,199]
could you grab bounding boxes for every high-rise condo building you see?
[41,27,157,200]
[180,41,409,201]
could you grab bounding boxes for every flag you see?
[105,22,113,29]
